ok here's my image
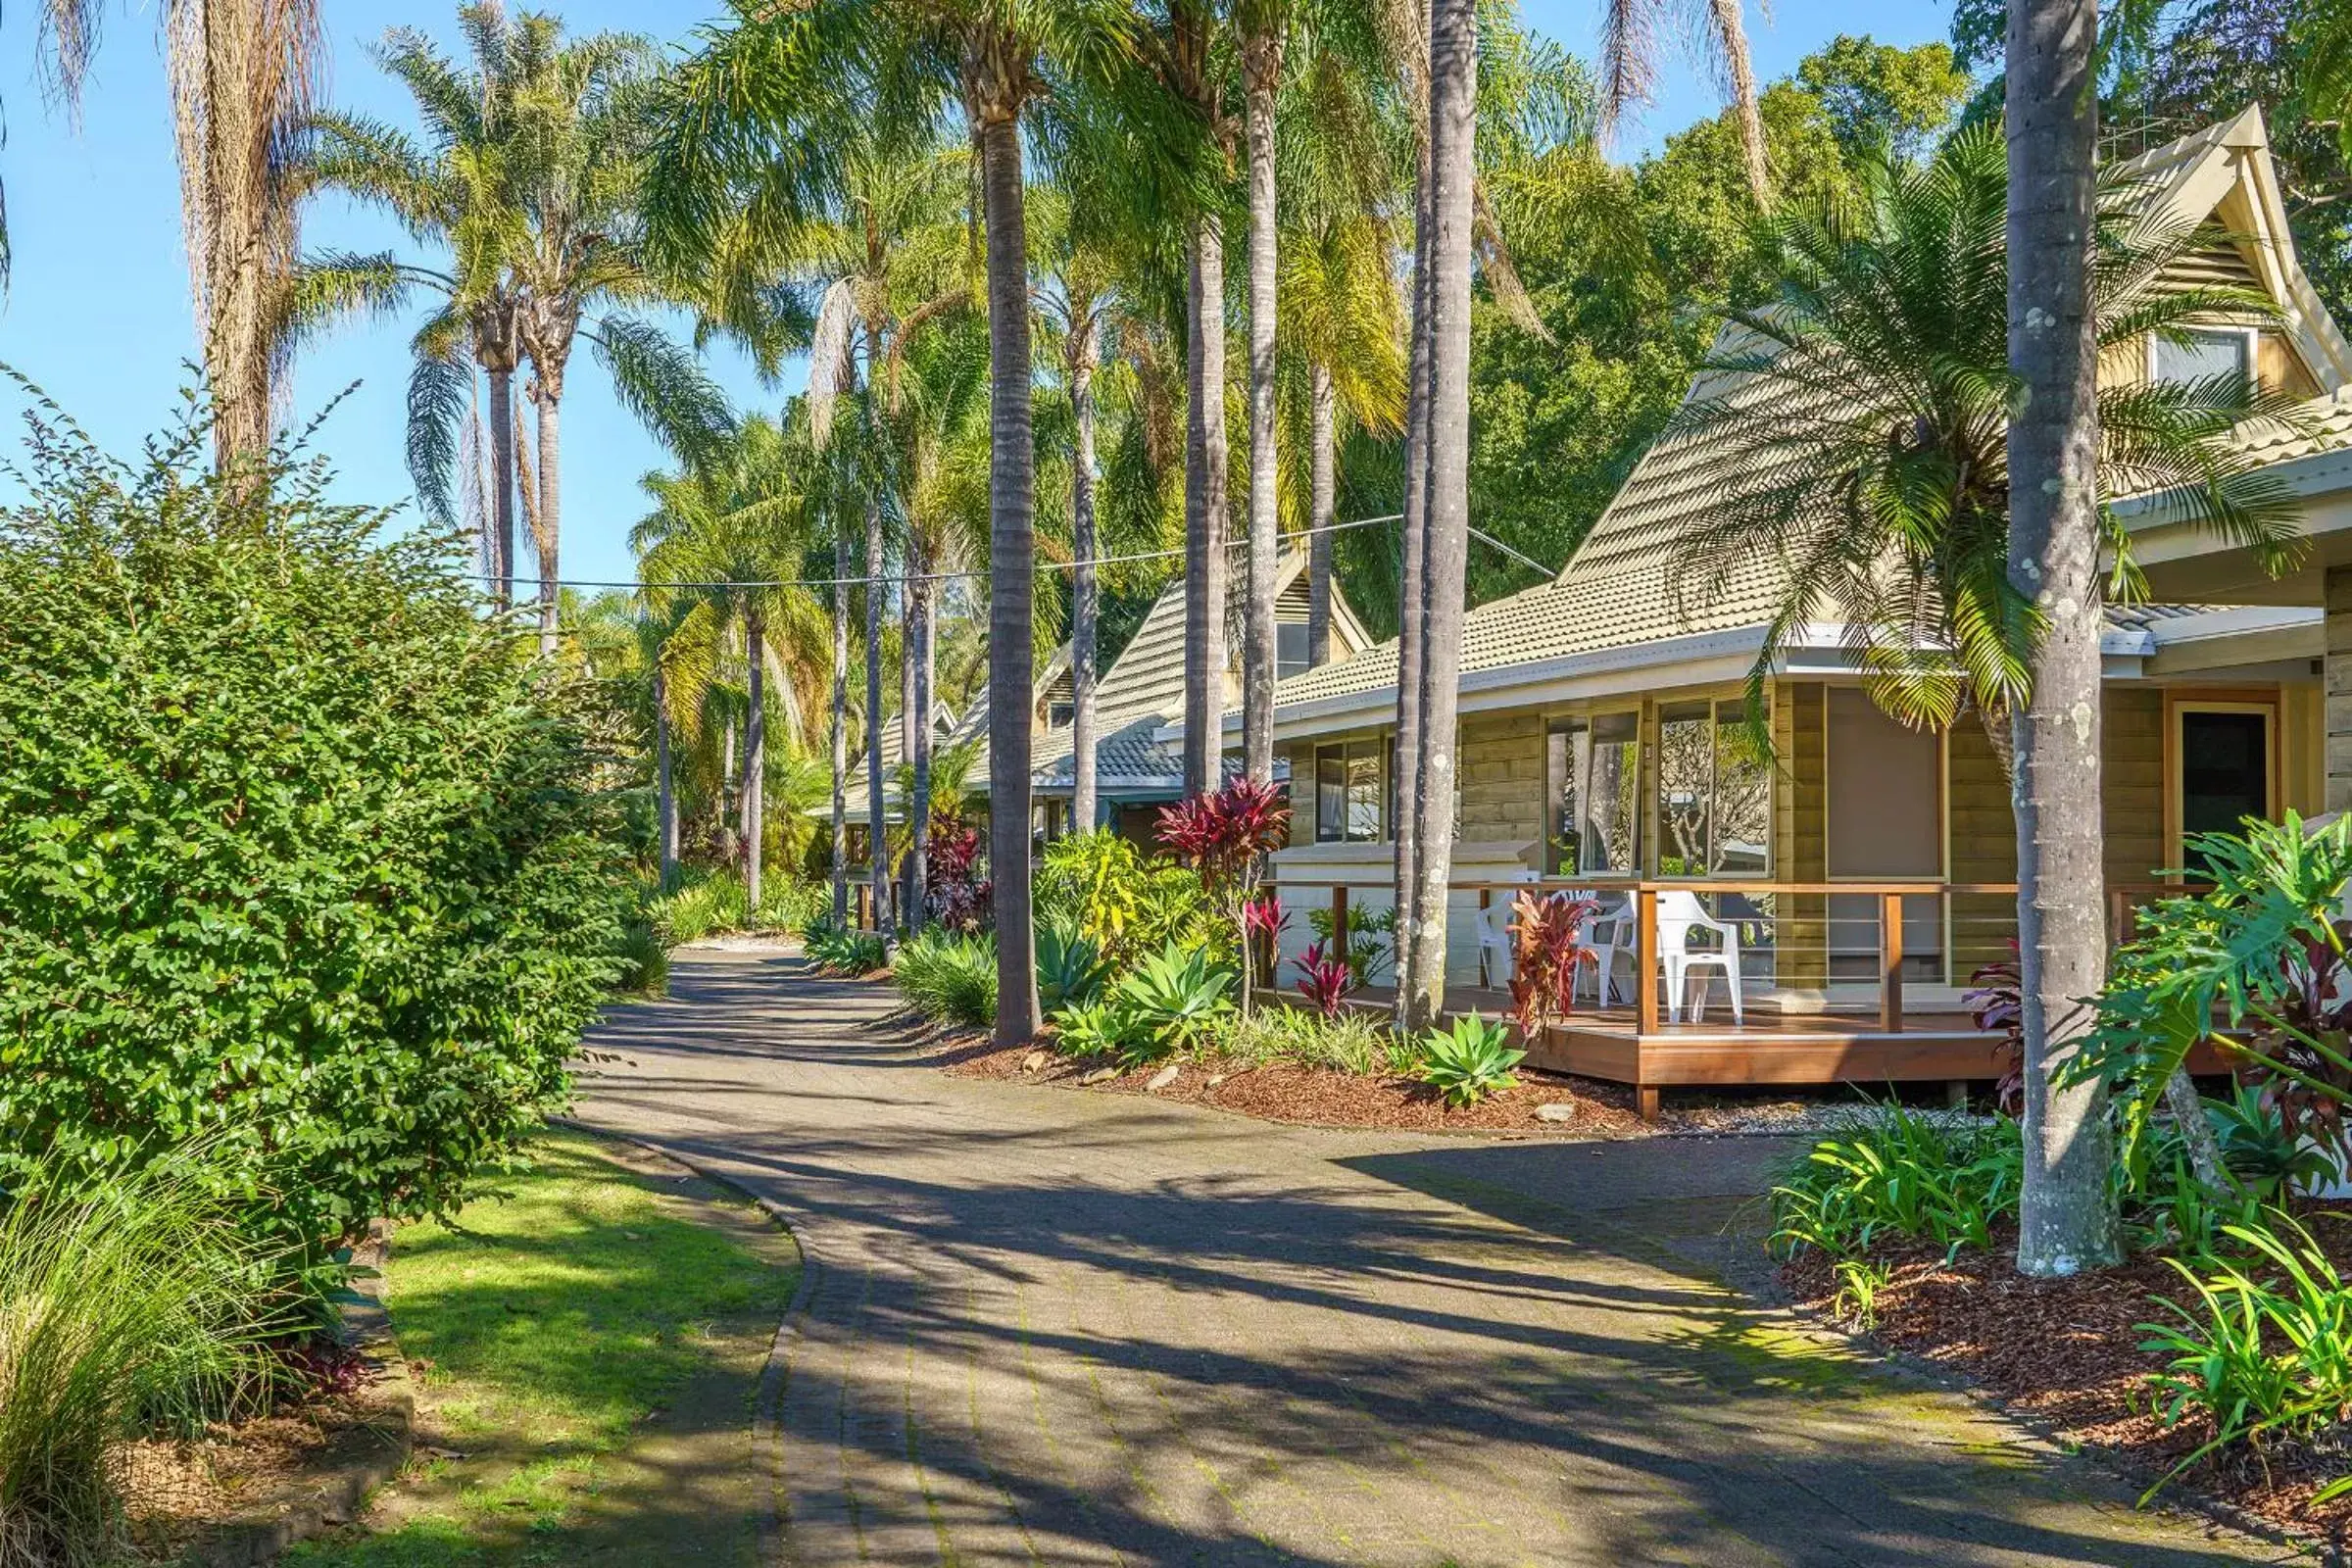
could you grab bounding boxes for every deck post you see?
[2107,888,2132,954]
[1879,892,1904,1034]
[1477,886,1492,988]
[1637,1086,1661,1122]
[857,882,871,933]
[1331,885,1349,967]
[1636,887,1660,1036]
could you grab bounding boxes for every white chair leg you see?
[1727,940,1744,1025]
[1663,956,1683,1023]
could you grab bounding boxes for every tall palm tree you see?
[1397,0,1479,1032]
[41,0,321,468]
[2006,0,2118,1277]
[1598,0,1770,205]
[304,8,530,603]
[650,0,1146,1045]
[1236,0,1294,787]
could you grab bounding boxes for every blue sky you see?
[0,0,1949,588]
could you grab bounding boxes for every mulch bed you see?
[926,1026,1657,1137]
[1782,1213,2352,1550]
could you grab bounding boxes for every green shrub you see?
[1034,832,1225,964]
[0,407,627,1293]
[892,931,999,1026]
[0,1150,282,1565]
[1216,1006,1413,1075]
[1415,1014,1525,1106]
[2139,1211,2352,1498]
[1112,944,1237,1061]
[1036,917,1111,1013]
[803,919,888,976]
[1767,1103,2022,1261]
[1048,1000,1138,1059]
[613,914,670,998]
[654,869,822,943]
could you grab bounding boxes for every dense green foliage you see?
[1767,1104,2025,1261]
[802,918,888,976]
[1413,1014,1525,1106]
[891,930,1000,1027]
[652,868,825,944]
[0,410,629,1278]
[0,1149,281,1566]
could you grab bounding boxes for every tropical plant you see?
[1113,943,1239,1061]
[1038,830,1151,956]
[1507,890,1597,1037]
[1962,942,2026,1114]
[892,929,1000,1026]
[0,1150,285,1567]
[1049,999,1140,1060]
[1036,918,1111,1014]
[614,911,670,999]
[925,812,991,934]
[1667,122,2306,763]
[804,920,889,976]
[2082,814,2352,1172]
[1830,1256,1896,1331]
[2138,1211,2352,1497]
[1296,939,1355,1017]
[1303,902,1397,987]
[1766,1103,2023,1261]
[1415,1013,1525,1107]
[0,400,628,1286]
[1157,777,1292,1012]
[1216,1004,1411,1075]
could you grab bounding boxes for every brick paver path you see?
[572,950,2291,1567]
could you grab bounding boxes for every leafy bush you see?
[1767,1104,2023,1261]
[0,406,627,1291]
[1303,903,1396,987]
[1036,917,1110,1013]
[613,913,670,998]
[1036,830,1145,954]
[892,931,999,1026]
[1,1150,282,1565]
[1156,779,1291,1012]
[1216,1005,1413,1075]
[654,868,823,943]
[2139,1211,2352,1497]
[925,812,990,933]
[1415,1014,1526,1106]
[803,919,888,976]
[1508,890,1597,1036]
[1112,944,1238,1061]
[1296,939,1355,1016]
[2084,814,2352,1164]
[1048,999,1139,1059]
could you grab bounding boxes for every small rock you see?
[1022,1051,1049,1074]
[1146,1065,1180,1092]
[1080,1066,1119,1086]
[1535,1102,1578,1123]
[1205,1073,1228,1089]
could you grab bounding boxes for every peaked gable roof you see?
[1267,109,2352,733]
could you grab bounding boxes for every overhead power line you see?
[481,511,1458,594]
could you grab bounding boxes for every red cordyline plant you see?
[1508,890,1597,1039]
[1157,777,1291,1015]
[1298,939,1354,1016]
[926,812,991,934]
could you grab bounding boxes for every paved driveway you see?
[571,950,2293,1567]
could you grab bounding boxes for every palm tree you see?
[650,0,1147,1045]
[1597,0,1770,205]
[40,0,321,468]
[1236,0,1294,787]
[1668,125,2304,760]
[2006,0,2118,1278]
[1396,0,1480,1033]
[304,9,530,603]
[1667,123,2306,1257]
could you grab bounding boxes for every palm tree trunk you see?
[900,563,917,930]
[2007,0,2120,1276]
[535,392,562,658]
[487,364,517,609]
[1071,329,1102,836]
[744,606,766,911]
[1392,125,1436,1027]
[1182,213,1230,798]
[864,492,890,938]
[909,556,933,935]
[1241,27,1283,788]
[1306,360,1336,667]
[978,103,1041,1046]
[831,529,851,926]
[654,662,679,885]
[1401,0,1478,1033]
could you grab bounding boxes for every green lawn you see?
[287,1130,799,1567]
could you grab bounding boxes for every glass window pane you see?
[1657,702,1711,877]
[2152,329,2251,387]
[1582,713,1640,874]
[1346,743,1381,842]
[1546,721,1582,873]
[1277,622,1308,679]
[1713,702,1772,874]
[1315,748,1345,843]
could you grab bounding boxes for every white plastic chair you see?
[1474,872,1544,988]
[1658,889,1743,1024]
[1571,892,1633,1007]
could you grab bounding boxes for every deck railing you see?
[1268,870,2186,1037]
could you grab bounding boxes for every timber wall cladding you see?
[1456,711,1546,842]
[1774,681,1828,991]
[2103,687,2167,887]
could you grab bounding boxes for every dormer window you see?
[2150,327,2255,389]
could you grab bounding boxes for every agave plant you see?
[1415,1014,1527,1107]
[1036,917,1112,1014]
[1114,943,1239,1061]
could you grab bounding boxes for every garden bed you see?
[933,1025,1650,1137]
[1781,1211,2352,1545]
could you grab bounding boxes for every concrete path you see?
[571,950,2294,1568]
